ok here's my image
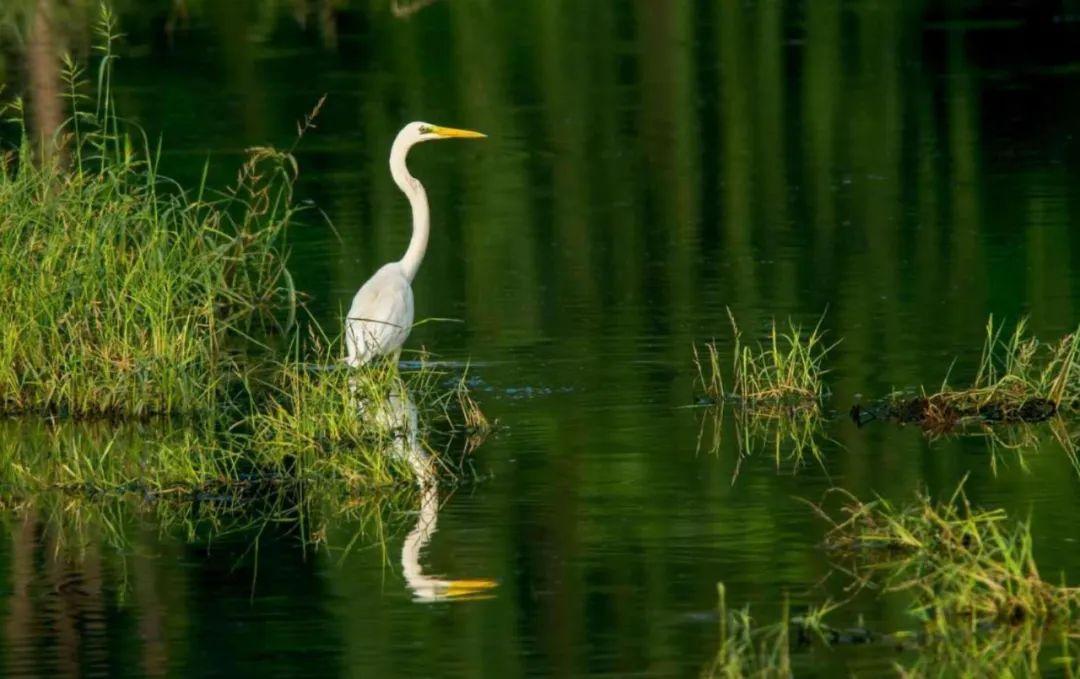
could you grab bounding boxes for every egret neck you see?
[390,133,430,283]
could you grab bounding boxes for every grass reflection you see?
[697,403,832,482]
[0,409,491,609]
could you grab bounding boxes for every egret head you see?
[407,121,487,144]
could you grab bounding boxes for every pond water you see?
[4,1,1080,676]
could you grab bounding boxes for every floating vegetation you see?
[694,314,834,482]
[0,12,296,418]
[816,482,1080,631]
[853,317,1080,432]
[699,484,1080,675]
[695,311,833,408]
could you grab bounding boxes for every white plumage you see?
[345,262,414,366]
[344,121,485,367]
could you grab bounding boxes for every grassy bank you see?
[0,15,296,417]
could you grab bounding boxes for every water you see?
[4,1,1080,675]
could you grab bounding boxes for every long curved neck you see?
[390,136,430,282]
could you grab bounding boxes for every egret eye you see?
[418,125,432,135]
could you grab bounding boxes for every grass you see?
[701,485,1080,676]
[816,482,1080,630]
[246,335,490,486]
[0,349,487,499]
[695,310,833,407]
[880,317,1080,430]
[0,8,296,418]
[0,418,242,497]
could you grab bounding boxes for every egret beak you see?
[431,125,487,139]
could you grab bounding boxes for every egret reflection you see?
[380,389,497,603]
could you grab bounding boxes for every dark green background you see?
[3,1,1080,675]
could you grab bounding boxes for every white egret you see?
[345,122,486,367]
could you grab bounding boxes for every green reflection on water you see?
[4,0,1080,675]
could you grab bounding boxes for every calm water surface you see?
[4,1,1080,676]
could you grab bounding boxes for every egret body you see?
[345,122,485,367]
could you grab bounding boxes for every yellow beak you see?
[431,125,487,139]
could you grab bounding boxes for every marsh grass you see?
[815,482,1080,630]
[0,418,244,497]
[881,317,1080,431]
[695,311,833,408]
[0,9,297,418]
[246,335,489,486]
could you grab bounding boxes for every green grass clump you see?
[0,12,296,417]
[246,340,488,486]
[695,311,833,407]
[886,317,1080,429]
[818,483,1080,630]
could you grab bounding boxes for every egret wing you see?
[345,269,414,365]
